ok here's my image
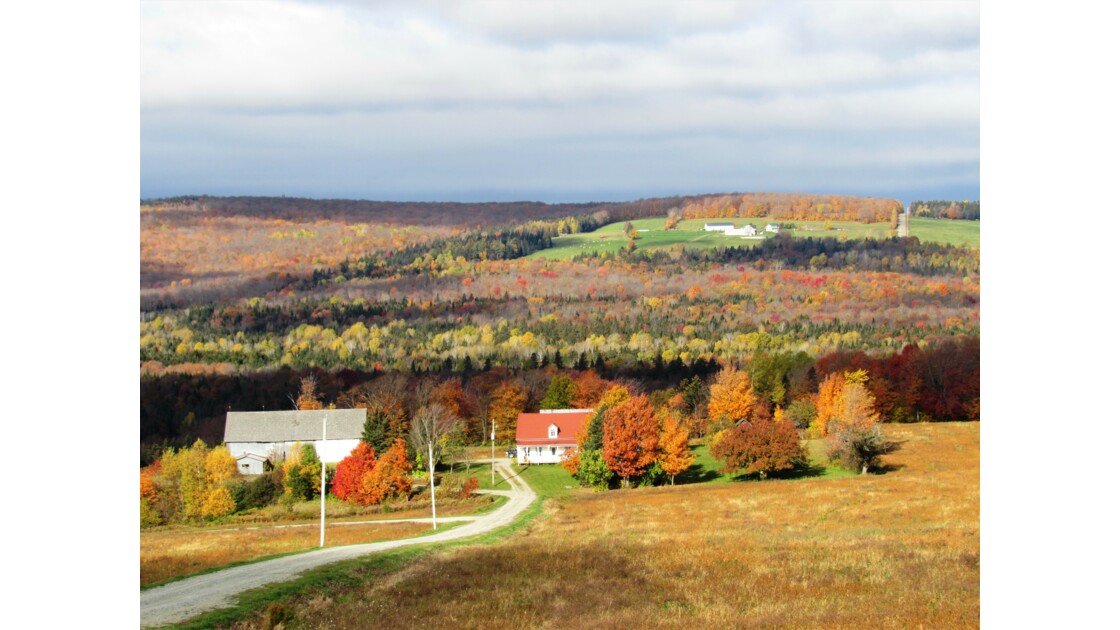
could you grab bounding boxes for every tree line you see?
[908,200,980,220]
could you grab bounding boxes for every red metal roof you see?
[515,410,592,446]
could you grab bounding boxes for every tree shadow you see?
[676,462,721,485]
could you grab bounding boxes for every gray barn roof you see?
[224,409,366,443]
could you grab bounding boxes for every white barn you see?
[224,409,366,474]
[703,222,734,232]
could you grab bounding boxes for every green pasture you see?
[527,216,898,260]
[908,217,980,248]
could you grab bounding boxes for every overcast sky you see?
[140,0,979,205]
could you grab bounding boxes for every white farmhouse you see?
[765,223,781,233]
[515,409,593,464]
[224,408,366,474]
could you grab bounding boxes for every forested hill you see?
[140,192,903,229]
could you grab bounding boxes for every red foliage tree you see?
[332,442,378,503]
[602,395,660,488]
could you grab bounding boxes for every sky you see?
[141,0,980,205]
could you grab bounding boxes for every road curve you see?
[140,459,534,628]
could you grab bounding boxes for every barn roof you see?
[515,410,592,446]
[224,409,366,443]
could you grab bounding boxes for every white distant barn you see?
[224,409,366,474]
[725,224,757,236]
[703,222,734,232]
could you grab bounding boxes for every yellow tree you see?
[707,367,756,430]
[488,381,528,443]
[811,372,846,437]
[813,370,878,437]
[657,411,694,485]
[295,375,324,410]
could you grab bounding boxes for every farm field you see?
[527,216,899,260]
[234,422,978,629]
[909,217,980,248]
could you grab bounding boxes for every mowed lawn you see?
[285,422,979,629]
[527,217,898,260]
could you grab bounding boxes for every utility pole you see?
[320,414,326,547]
[491,420,496,487]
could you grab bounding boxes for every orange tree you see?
[602,395,660,488]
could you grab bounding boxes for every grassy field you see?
[141,520,444,588]
[909,217,980,248]
[141,490,500,587]
[527,217,899,260]
[253,422,978,629]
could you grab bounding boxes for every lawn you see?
[908,217,980,248]
[527,216,898,260]
[253,422,979,629]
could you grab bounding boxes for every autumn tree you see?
[540,374,578,409]
[603,395,660,488]
[410,403,460,528]
[657,412,694,485]
[572,370,610,408]
[707,367,756,432]
[332,442,379,503]
[488,381,528,443]
[366,438,413,502]
[822,373,896,474]
[294,375,324,410]
[711,416,806,480]
[283,443,322,501]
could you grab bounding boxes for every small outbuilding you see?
[224,408,366,473]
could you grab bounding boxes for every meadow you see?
[909,217,981,248]
[528,216,904,260]
[141,488,499,587]
[226,422,978,629]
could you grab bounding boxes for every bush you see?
[827,422,901,474]
[230,474,281,511]
[140,497,161,528]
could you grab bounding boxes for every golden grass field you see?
[140,492,499,587]
[141,520,439,587]
[270,422,978,629]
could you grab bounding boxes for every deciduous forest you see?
[140,193,979,463]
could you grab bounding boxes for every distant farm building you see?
[515,409,593,464]
[224,409,366,474]
[765,223,781,233]
[704,222,759,236]
[725,224,757,236]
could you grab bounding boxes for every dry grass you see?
[141,521,436,587]
[284,422,978,629]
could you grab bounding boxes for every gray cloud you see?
[140,0,979,203]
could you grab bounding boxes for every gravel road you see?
[140,459,534,628]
